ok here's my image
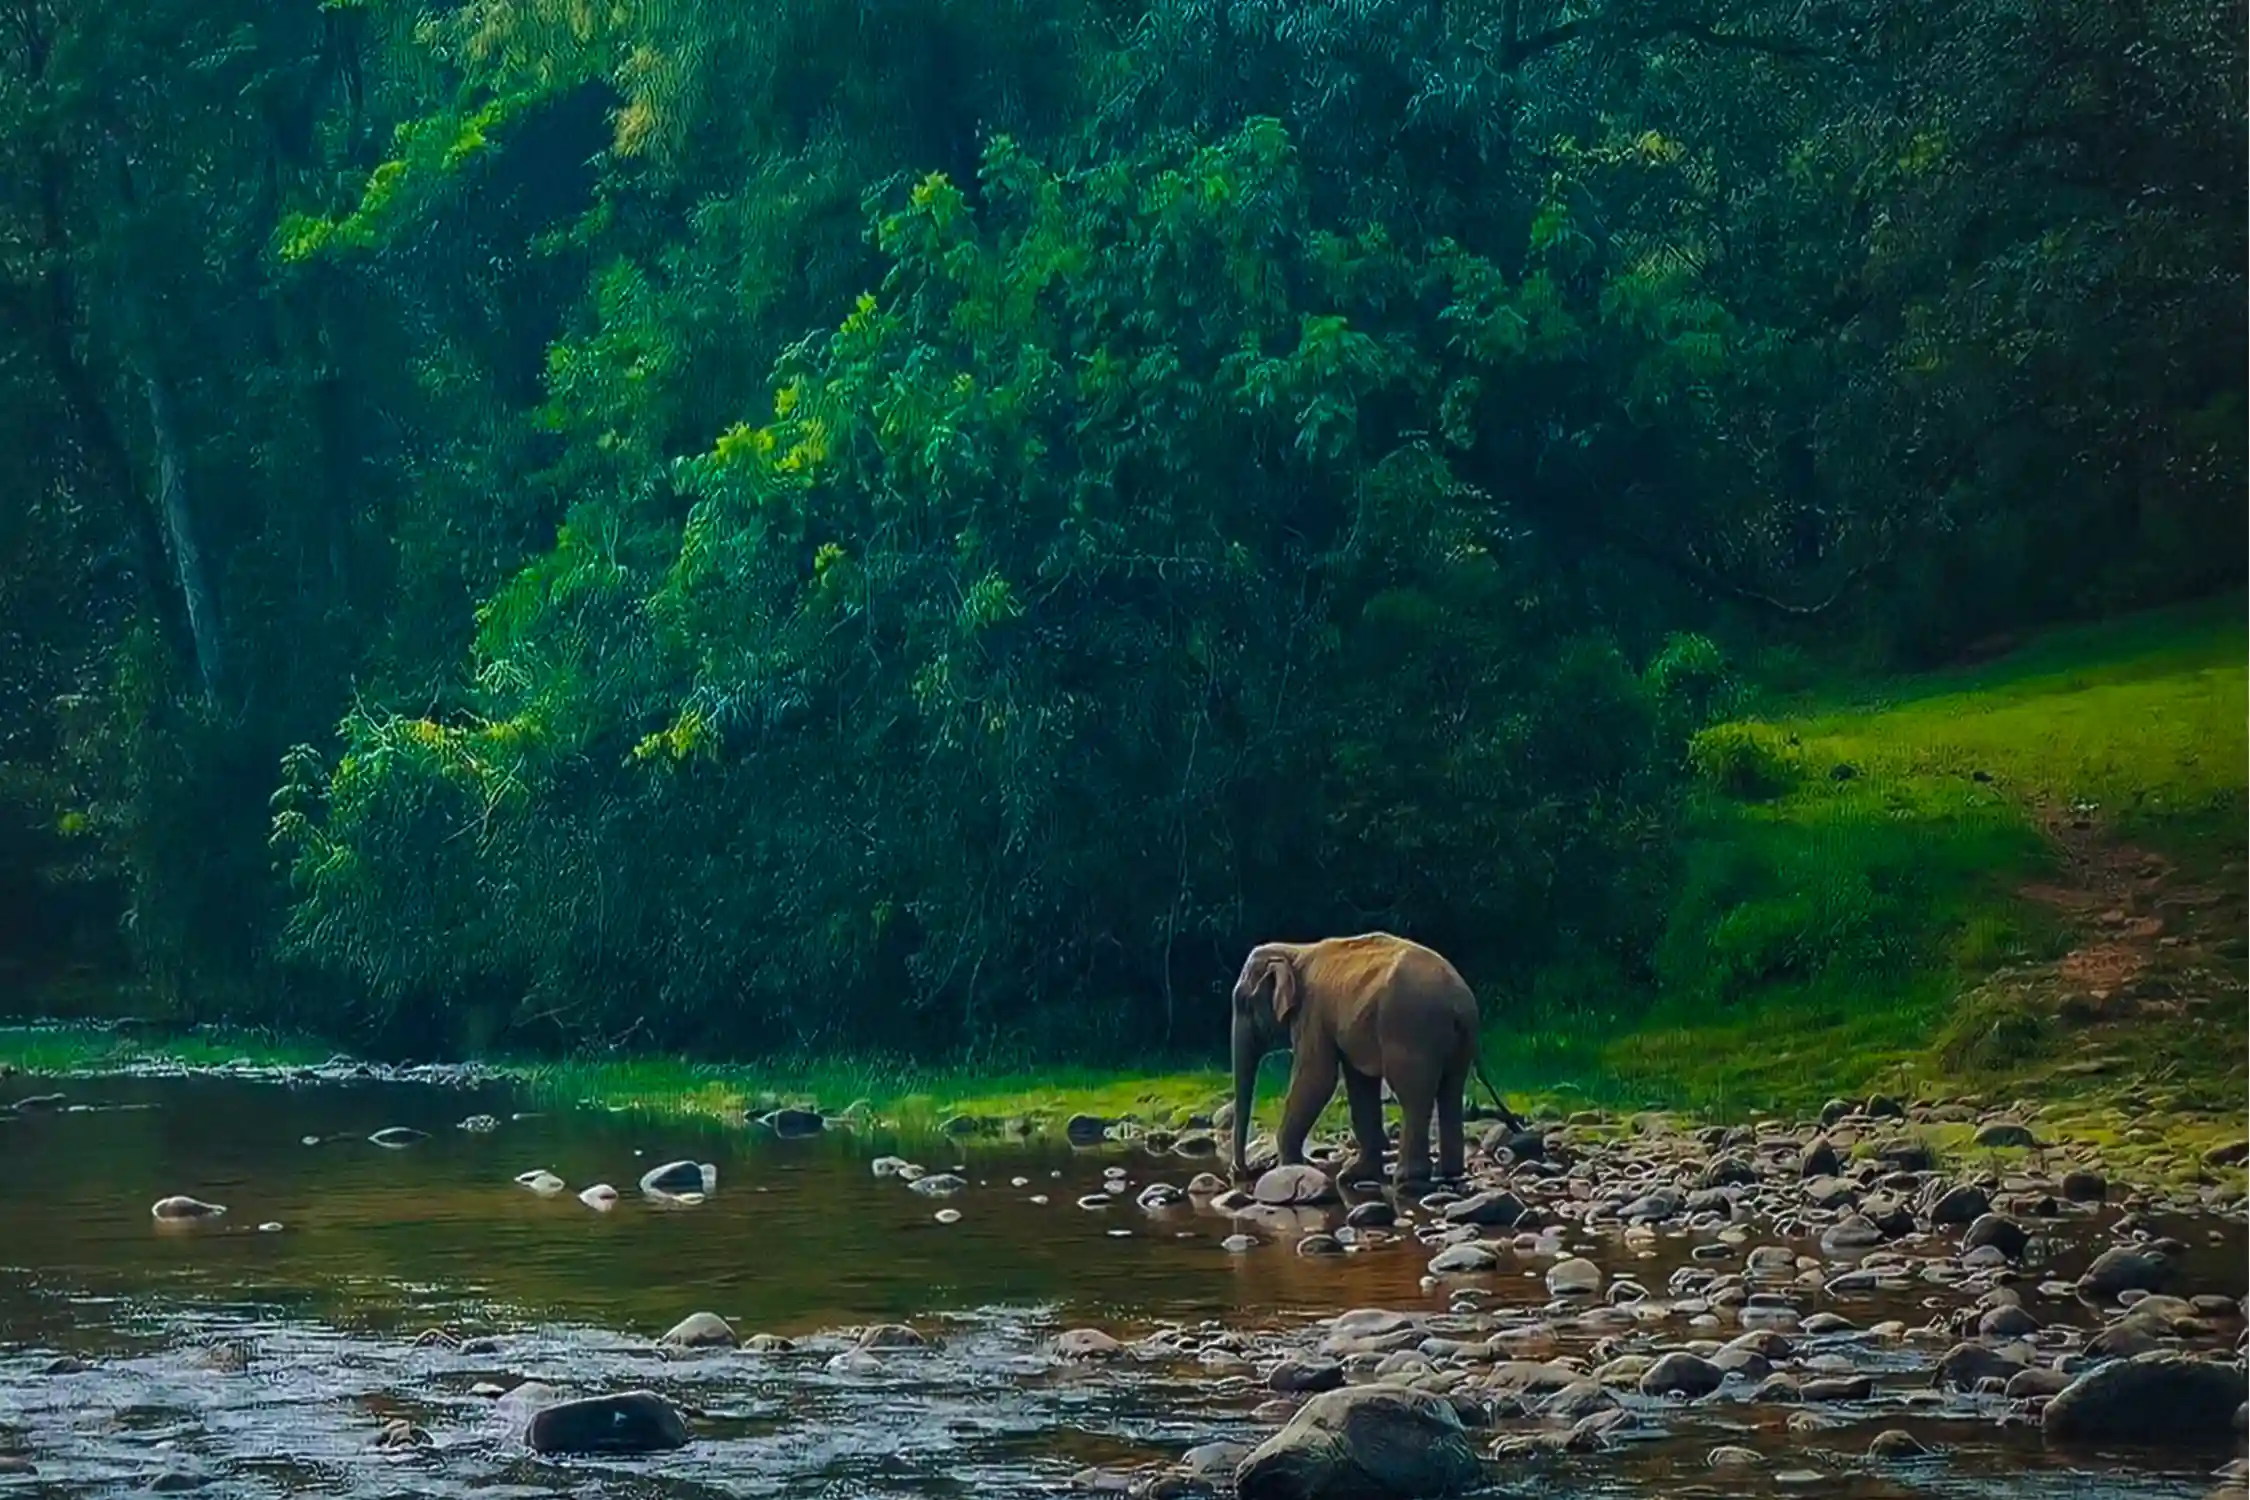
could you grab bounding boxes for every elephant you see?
[1227,932,1526,1187]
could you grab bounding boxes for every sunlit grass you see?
[514,1053,1238,1132]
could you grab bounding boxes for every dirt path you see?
[2017,805,2246,1034]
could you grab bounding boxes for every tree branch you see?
[1509,9,1831,69]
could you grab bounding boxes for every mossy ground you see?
[5,601,2243,1182]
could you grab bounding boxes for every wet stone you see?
[524,1390,692,1454]
[1639,1351,1724,1399]
[2079,1246,2175,1299]
[1055,1328,1125,1360]
[1268,1357,1345,1395]
[1252,1165,1335,1206]
[1929,1183,1991,1225]
[1442,1189,1523,1228]
[659,1311,737,1349]
[1234,1385,1482,1500]
[2045,1353,2249,1447]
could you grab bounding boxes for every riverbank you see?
[5,601,2242,1188]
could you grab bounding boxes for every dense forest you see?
[0,0,2241,1061]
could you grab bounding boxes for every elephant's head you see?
[1228,944,1300,1176]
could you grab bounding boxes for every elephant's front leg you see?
[1276,1043,1339,1167]
[1339,1063,1387,1186]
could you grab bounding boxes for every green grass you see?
[1764,594,2245,849]
[514,1054,1238,1132]
[1531,595,2248,1134]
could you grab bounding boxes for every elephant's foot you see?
[1394,1162,1437,1192]
[1337,1152,1387,1187]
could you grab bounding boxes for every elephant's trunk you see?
[1229,1013,1260,1178]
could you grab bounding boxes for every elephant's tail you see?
[1470,1052,1527,1134]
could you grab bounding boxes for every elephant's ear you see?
[1266,952,1300,1027]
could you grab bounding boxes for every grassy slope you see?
[5,601,2244,1170]
[1543,596,2246,1146]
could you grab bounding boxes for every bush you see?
[1935,990,2055,1075]
[1688,721,1802,800]
[1647,632,1738,731]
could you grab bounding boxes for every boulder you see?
[1978,1305,2040,1339]
[1819,1216,1884,1253]
[1442,1190,1524,1228]
[1065,1114,1110,1145]
[658,1312,737,1350]
[1933,1343,2024,1390]
[1873,1137,1937,1172]
[1540,1381,1618,1420]
[1867,1430,1928,1459]
[2078,1247,2175,1300]
[1234,1385,1484,1500]
[1269,1358,1346,1395]
[1618,1187,1683,1222]
[1801,1375,1874,1402]
[2060,1168,2107,1202]
[1137,1182,1186,1210]
[2005,1366,2075,1399]
[524,1390,691,1455]
[759,1108,825,1138]
[149,1196,225,1221]
[909,1173,967,1197]
[638,1160,714,1197]
[1973,1121,2038,1149]
[1639,1352,1724,1399]
[1962,1213,2030,1259]
[1928,1184,1991,1226]
[1545,1257,1602,1297]
[1799,1137,1842,1178]
[2044,1354,2248,1447]
[1055,1328,1125,1360]
[1253,1165,1336,1206]
[2085,1321,2168,1361]
[1427,1243,1499,1275]
[858,1323,927,1349]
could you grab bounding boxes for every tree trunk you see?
[137,360,225,704]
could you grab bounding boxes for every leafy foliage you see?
[0,0,2240,1057]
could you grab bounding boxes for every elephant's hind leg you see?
[1339,1063,1387,1186]
[1393,1071,1438,1189]
[1436,1057,1469,1182]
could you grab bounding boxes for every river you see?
[0,1070,2241,1497]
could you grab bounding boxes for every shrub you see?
[1935,990,2055,1075]
[1688,721,1802,800]
[1647,632,1738,730]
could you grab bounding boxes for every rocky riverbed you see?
[0,1072,2243,1497]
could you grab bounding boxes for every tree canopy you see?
[1,0,2241,1055]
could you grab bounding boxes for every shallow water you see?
[0,1074,2241,1497]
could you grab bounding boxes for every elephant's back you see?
[1312,933,1476,1015]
